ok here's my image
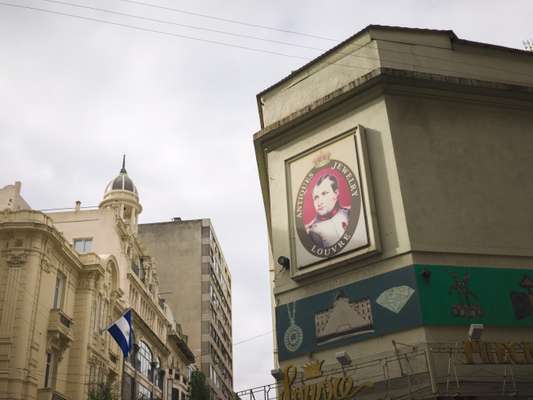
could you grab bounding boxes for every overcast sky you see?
[1,0,531,392]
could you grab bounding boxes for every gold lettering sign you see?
[463,341,533,364]
[281,365,372,400]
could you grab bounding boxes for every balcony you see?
[48,309,74,346]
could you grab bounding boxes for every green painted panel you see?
[276,266,422,361]
[415,265,533,326]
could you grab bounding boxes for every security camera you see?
[277,256,290,271]
[271,368,284,381]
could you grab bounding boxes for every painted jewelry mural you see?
[284,302,304,352]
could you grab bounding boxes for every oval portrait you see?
[294,157,362,258]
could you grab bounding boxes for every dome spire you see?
[100,155,142,233]
[120,154,127,174]
[102,155,139,197]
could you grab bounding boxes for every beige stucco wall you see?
[375,29,533,87]
[267,95,411,304]
[257,25,533,307]
[49,209,132,296]
[386,93,533,257]
[258,27,533,128]
[259,31,380,127]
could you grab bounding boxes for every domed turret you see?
[99,155,142,232]
[105,169,138,196]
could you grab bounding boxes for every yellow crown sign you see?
[303,360,324,379]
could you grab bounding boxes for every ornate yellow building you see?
[0,161,194,400]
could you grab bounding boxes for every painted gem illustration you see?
[376,285,415,314]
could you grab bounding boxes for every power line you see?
[0,2,318,63]
[119,0,339,42]
[0,1,373,72]
[233,330,272,346]
[37,0,327,52]
[112,1,533,81]
[4,2,533,83]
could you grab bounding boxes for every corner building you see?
[254,26,533,398]
[0,163,195,400]
[139,220,234,400]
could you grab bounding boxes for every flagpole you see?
[131,326,137,400]
[121,349,126,400]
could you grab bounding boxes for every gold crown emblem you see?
[303,360,324,380]
[312,151,331,169]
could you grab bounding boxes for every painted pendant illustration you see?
[284,302,303,352]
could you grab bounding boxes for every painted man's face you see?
[312,177,339,217]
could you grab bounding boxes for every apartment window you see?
[139,258,146,282]
[137,383,151,399]
[136,341,153,380]
[73,238,92,253]
[53,271,66,309]
[100,299,108,331]
[89,364,96,389]
[171,388,178,400]
[93,296,100,332]
[44,352,56,388]
[132,257,146,282]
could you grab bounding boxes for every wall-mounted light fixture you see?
[277,256,290,271]
[271,368,284,381]
[335,351,352,367]
[468,324,484,341]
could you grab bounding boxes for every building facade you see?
[139,220,233,400]
[0,162,195,400]
[253,26,533,398]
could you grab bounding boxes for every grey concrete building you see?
[253,25,533,399]
[139,219,233,400]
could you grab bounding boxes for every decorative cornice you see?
[0,210,85,271]
[40,255,52,273]
[1,249,30,268]
[47,331,72,361]
[254,67,533,145]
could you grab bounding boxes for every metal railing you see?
[236,342,533,400]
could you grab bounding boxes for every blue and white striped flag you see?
[107,308,133,358]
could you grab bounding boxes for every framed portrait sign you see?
[286,126,379,277]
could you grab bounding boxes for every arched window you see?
[136,341,153,379]
[106,260,118,291]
